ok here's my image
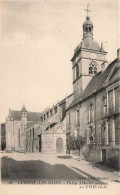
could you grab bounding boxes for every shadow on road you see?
[89,162,119,172]
[1,156,85,182]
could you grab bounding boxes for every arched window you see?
[87,27,89,32]
[89,61,98,75]
[85,27,87,32]
[89,27,91,32]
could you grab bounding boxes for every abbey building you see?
[66,15,120,169]
[2,12,120,169]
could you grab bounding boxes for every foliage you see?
[1,139,6,150]
[1,124,6,150]
[67,134,86,154]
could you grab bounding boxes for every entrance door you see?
[56,138,63,154]
[102,149,106,164]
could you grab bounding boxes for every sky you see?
[0,0,119,122]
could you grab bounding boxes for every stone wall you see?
[42,133,66,154]
[105,148,120,170]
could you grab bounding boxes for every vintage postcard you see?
[0,0,120,194]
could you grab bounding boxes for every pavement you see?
[0,152,120,184]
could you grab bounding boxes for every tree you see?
[1,123,6,151]
[68,134,85,156]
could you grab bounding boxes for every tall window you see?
[91,104,94,122]
[18,128,20,147]
[115,87,120,111]
[30,129,31,138]
[76,64,79,78]
[61,108,66,121]
[76,110,80,125]
[89,61,97,75]
[102,121,106,145]
[103,122,106,131]
[103,96,107,114]
[33,128,34,138]
[108,90,113,112]
[68,114,70,125]
[89,104,94,122]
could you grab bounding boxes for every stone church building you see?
[66,15,120,169]
[5,105,42,152]
[4,11,120,169]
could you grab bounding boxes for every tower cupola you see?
[83,5,93,40]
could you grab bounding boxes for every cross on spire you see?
[85,4,91,17]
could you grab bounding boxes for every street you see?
[1,153,119,184]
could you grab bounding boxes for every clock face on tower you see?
[91,53,96,59]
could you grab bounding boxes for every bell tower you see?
[71,5,108,99]
[21,104,27,128]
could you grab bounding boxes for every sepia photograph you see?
[0,0,120,194]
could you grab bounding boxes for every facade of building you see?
[66,15,120,169]
[5,105,42,152]
[25,94,73,154]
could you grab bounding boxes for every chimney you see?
[117,48,120,59]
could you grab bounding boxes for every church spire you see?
[83,4,93,40]
[21,104,27,112]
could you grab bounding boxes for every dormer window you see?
[89,61,97,75]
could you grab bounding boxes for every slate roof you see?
[82,37,100,51]
[21,104,27,112]
[67,58,117,110]
[10,110,42,121]
[72,38,106,62]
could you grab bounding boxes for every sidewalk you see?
[68,154,120,182]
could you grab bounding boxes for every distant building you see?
[5,105,42,152]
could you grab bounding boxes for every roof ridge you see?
[11,110,41,113]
